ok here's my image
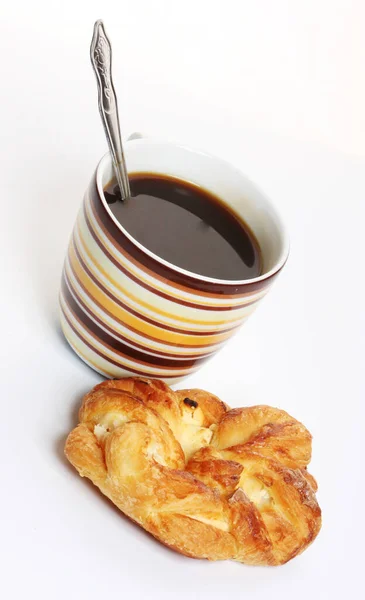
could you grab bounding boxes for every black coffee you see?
[104,174,261,280]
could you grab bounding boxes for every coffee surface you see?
[104,173,261,280]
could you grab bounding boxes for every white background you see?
[1,1,364,599]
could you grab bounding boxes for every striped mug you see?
[60,137,289,383]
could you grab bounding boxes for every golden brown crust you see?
[211,405,313,469]
[174,389,229,426]
[65,378,321,565]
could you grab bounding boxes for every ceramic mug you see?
[60,136,289,383]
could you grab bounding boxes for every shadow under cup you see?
[60,138,289,383]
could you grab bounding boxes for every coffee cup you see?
[60,136,289,383]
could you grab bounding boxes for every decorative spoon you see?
[90,20,131,200]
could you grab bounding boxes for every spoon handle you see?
[90,20,130,200]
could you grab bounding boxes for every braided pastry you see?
[65,378,321,565]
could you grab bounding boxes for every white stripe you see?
[60,291,215,362]
[63,261,226,355]
[60,309,200,378]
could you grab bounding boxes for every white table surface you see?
[1,5,364,600]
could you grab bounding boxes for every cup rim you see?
[96,139,290,287]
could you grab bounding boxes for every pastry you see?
[65,378,321,565]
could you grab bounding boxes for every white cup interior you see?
[97,138,289,283]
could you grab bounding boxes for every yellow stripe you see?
[61,294,193,375]
[61,279,217,357]
[60,307,196,377]
[60,311,114,377]
[67,242,233,347]
[64,258,224,355]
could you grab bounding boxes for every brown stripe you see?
[61,306,184,378]
[61,280,208,370]
[90,178,278,296]
[61,275,215,360]
[64,267,229,350]
[72,234,241,336]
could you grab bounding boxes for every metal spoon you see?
[90,20,130,200]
